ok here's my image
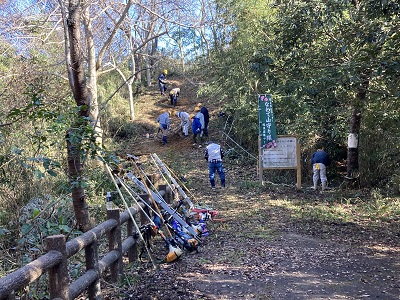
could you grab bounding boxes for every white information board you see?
[262,136,298,169]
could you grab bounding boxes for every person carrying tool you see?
[169,87,180,106]
[311,145,331,190]
[192,107,204,144]
[204,141,226,190]
[176,111,190,136]
[157,110,170,145]
[158,69,168,96]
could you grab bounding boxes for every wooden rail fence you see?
[0,184,172,300]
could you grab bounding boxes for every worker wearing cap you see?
[157,110,170,145]
[169,87,180,106]
[176,111,190,136]
[158,69,168,96]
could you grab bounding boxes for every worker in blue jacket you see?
[157,110,170,145]
[191,108,204,144]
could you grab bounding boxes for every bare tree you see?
[57,0,134,230]
[1,0,219,230]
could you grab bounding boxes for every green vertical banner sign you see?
[258,94,277,148]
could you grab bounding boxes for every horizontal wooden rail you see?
[0,251,63,296]
[0,192,156,300]
[66,219,118,257]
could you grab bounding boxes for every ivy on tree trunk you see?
[65,0,92,232]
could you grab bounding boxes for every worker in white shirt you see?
[176,111,190,136]
[204,142,226,190]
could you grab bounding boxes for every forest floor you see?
[103,75,400,300]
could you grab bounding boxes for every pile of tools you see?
[104,153,217,265]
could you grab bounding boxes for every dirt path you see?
[112,76,400,300]
[120,181,399,300]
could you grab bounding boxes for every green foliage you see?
[198,0,400,191]
[0,227,10,236]
[367,189,400,221]
[107,117,139,140]
[238,180,263,190]
[0,42,77,225]
[0,195,79,273]
[1,195,84,299]
[98,71,130,111]
[0,93,72,223]
[278,189,400,226]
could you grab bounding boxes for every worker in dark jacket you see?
[158,69,168,96]
[311,147,331,190]
[200,106,209,137]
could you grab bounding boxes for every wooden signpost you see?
[258,94,301,188]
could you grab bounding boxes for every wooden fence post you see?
[126,208,137,263]
[139,194,150,225]
[85,239,101,300]
[47,235,69,300]
[0,202,146,300]
[107,209,122,282]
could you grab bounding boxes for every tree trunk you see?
[148,38,158,87]
[83,6,103,153]
[66,128,91,232]
[346,108,361,177]
[135,52,142,83]
[66,0,92,232]
[346,70,370,178]
[115,67,135,121]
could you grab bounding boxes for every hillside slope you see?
[104,75,400,300]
